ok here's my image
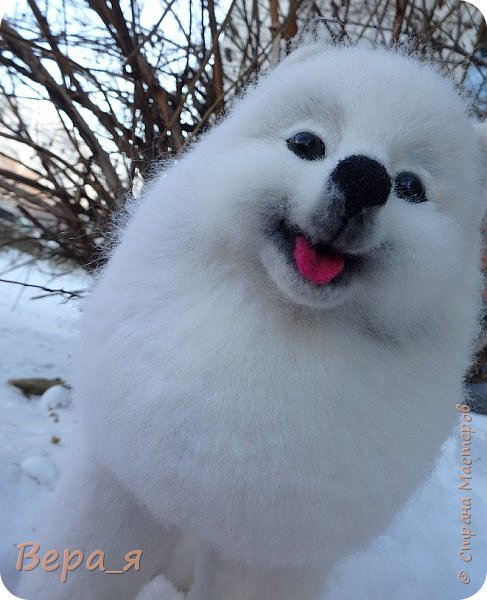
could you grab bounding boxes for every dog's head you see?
[169,45,486,325]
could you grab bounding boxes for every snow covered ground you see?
[0,250,88,599]
[0,249,485,600]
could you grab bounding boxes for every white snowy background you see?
[0,249,485,600]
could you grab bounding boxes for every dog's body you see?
[18,45,485,600]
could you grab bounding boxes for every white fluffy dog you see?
[18,44,485,600]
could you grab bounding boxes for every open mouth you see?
[270,219,362,286]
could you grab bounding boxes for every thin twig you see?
[0,277,86,299]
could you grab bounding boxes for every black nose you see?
[329,155,391,218]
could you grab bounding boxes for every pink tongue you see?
[294,235,345,284]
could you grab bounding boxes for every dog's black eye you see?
[394,172,427,203]
[286,132,326,161]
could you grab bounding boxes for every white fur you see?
[18,45,485,600]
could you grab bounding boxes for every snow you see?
[136,574,185,600]
[0,251,87,599]
[0,249,485,600]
